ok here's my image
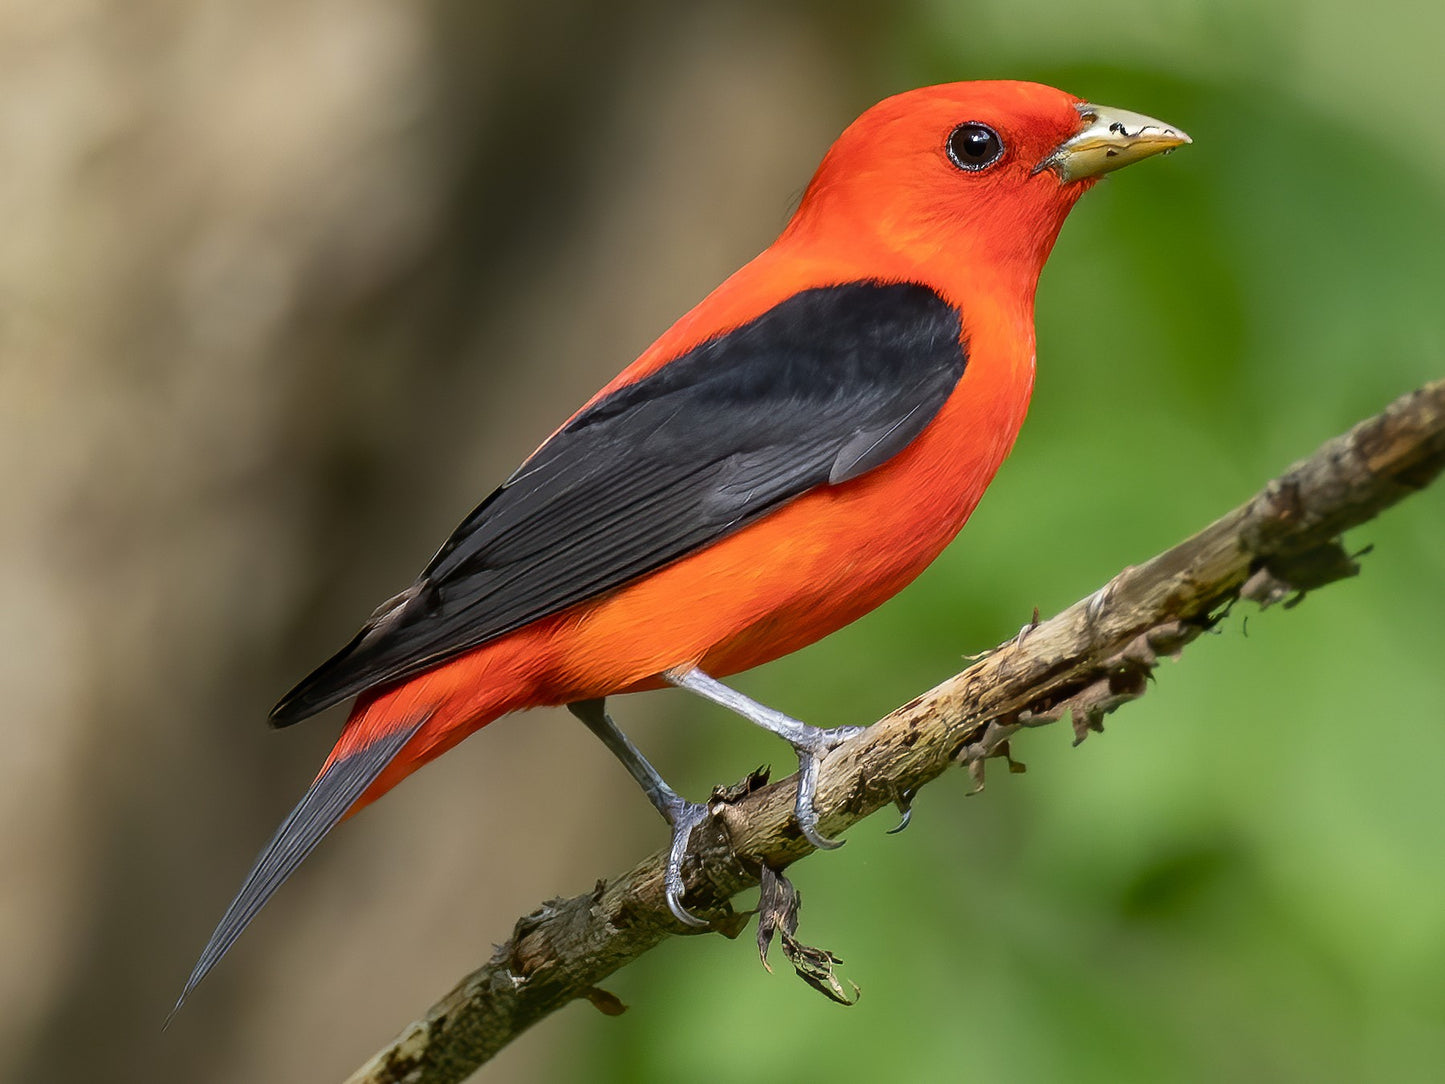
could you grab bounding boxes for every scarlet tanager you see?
[178,80,1188,1006]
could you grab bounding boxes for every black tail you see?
[169,716,426,1021]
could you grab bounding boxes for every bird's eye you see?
[946,123,1004,171]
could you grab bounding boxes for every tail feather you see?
[171,714,428,1018]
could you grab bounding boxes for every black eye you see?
[946,122,1004,171]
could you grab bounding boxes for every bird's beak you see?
[1039,103,1191,183]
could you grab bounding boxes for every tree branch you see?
[349,379,1445,1084]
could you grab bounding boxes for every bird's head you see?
[785,80,1190,295]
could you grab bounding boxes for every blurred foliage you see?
[565,4,1445,1084]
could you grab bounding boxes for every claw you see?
[796,757,843,849]
[1012,605,1042,648]
[663,799,711,927]
[886,787,915,835]
[791,724,866,850]
[1086,574,1126,625]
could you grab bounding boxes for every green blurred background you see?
[4,1,1442,1081]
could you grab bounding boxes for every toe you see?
[664,802,712,928]
[794,757,846,850]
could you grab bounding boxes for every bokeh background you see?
[4,1,1443,1081]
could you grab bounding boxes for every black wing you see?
[271,280,966,726]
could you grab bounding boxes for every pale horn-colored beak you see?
[1039,103,1191,182]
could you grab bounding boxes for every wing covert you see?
[271,280,967,726]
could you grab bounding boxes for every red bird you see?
[179,80,1187,1004]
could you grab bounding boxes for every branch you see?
[349,379,1445,1084]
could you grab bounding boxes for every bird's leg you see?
[662,667,865,850]
[567,698,710,927]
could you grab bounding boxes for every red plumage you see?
[178,79,1188,1008]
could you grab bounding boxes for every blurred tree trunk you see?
[1,2,857,1081]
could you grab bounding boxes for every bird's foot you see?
[661,796,712,927]
[657,668,866,850]
[788,724,867,849]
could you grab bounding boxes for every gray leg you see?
[662,667,866,850]
[568,698,709,927]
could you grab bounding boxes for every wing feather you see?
[271,281,966,726]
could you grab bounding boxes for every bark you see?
[349,378,1445,1084]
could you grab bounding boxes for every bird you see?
[177,79,1189,1008]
